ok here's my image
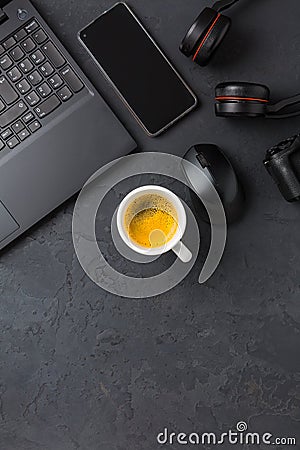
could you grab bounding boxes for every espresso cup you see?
[116,185,192,263]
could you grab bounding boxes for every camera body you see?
[264,134,300,202]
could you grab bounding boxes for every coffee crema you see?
[124,194,178,248]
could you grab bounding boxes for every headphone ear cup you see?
[215,82,270,117]
[180,8,220,57]
[216,82,270,100]
[193,14,231,66]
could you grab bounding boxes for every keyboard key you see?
[10,46,24,61]
[12,120,24,133]
[3,36,16,50]
[25,20,39,33]
[39,62,54,77]
[19,58,33,73]
[42,42,65,68]
[21,37,36,53]
[7,67,22,82]
[1,128,12,140]
[23,112,34,123]
[32,29,47,44]
[28,120,41,133]
[49,74,63,89]
[14,29,27,42]
[57,86,72,102]
[7,136,19,149]
[0,76,19,104]
[25,91,40,106]
[0,44,4,55]
[37,82,51,98]
[17,79,31,94]
[0,55,13,70]
[0,139,4,151]
[0,101,27,127]
[60,66,83,93]
[0,99,4,111]
[27,70,42,86]
[30,50,45,65]
[35,95,60,118]
[18,128,30,141]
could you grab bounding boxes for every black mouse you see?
[182,144,244,224]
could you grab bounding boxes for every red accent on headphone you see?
[215,96,269,103]
[193,13,221,61]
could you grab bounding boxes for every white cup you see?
[116,185,192,263]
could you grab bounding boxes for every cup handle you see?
[172,241,192,263]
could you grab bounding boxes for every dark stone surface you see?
[0,0,300,449]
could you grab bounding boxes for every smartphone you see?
[78,2,197,137]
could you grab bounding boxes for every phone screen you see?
[79,3,197,136]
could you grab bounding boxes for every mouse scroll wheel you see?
[196,153,210,169]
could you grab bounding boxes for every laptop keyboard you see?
[0,19,84,152]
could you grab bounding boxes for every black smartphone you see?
[78,2,197,137]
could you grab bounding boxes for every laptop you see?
[0,0,136,250]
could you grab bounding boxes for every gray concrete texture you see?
[0,0,300,449]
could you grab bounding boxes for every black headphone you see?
[180,0,300,119]
[215,82,300,119]
[180,0,239,66]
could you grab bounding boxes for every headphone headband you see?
[212,0,240,13]
[266,94,300,119]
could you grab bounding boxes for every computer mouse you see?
[182,144,244,224]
